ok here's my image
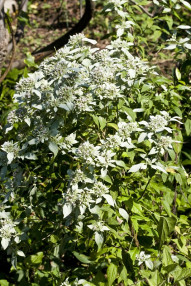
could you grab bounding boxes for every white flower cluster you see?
[63,168,110,217]
[136,251,153,270]
[60,278,91,286]
[0,208,20,250]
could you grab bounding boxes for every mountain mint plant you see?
[0,33,190,285]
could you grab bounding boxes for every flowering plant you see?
[0,30,190,285]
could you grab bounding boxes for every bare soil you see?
[14,0,108,62]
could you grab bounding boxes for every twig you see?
[137,176,152,201]
[129,0,154,18]
[152,59,175,65]
[128,215,139,247]
[0,13,16,84]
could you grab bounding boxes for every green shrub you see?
[0,32,190,285]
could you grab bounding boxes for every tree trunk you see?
[0,0,9,75]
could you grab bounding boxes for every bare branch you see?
[129,0,154,18]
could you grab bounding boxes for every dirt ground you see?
[14,0,108,62]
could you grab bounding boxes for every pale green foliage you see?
[0,32,188,284]
[1,0,191,280]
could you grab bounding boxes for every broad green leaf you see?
[162,246,173,266]
[48,141,58,157]
[0,280,9,286]
[173,106,182,117]
[50,234,58,243]
[146,270,162,286]
[107,123,118,130]
[91,115,99,128]
[185,119,191,136]
[172,130,183,154]
[73,251,92,264]
[28,252,43,265]
[173,267,191,282]
[116,160,127,169]
[24,52,38,68]
[158,217,176,248]
[107,263,118,286]
[101,175,112,184]
[98,116,107,130]
[132,202,142,215]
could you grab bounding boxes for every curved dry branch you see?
[12,0,94,69]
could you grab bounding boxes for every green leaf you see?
[24,52,38,68]
[116,160,127,169]
[185,119,191,136]
[27,252,44,265]
[73,251,92,264]
[0,280,9,286]
[162,246,173,266]
[48,141,58,157]
[146,270,162,286]
[98,116,107,130]
[173,106,182,117]
[172,130,183,154]
[107,123,118,130]
[91,115,99,128]
[158,217,176,248]
[50,234,58,244]
[173,267,191,282]
[107,263,118,286]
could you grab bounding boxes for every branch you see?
[11,0,94,69]
[129,0,154,18]
[137,176,152,202]
[32,0,94,56]
[0,13,16,84]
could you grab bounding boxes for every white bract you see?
[136,251,153,270]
